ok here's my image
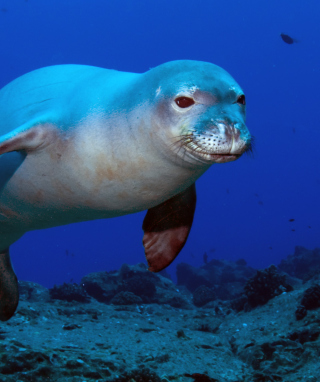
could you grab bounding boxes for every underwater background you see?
[0,0,319,288]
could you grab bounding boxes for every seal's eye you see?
[237,95,246,105]
[175,97,195,108]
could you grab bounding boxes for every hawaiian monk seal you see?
[0,60,251,320]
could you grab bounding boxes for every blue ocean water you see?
[0,0,319,288]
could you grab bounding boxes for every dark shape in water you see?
[289,218,295,222]
[203,252,208,264]
[280,33,297,44]
[292,229,296,232]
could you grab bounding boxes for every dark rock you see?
[33,365,54,378]
[118,274,156,301]
[295,304,307,320]
[155,281,192,309]
[158,293,190,309]
[82,271,120,303]
[196,323,218,333]
[177,259,256,300]
[230,295,248,312]
[244,265,293,308]
[110,291,143,305]
[49,282,90,303]
[114,367,161,382]
[301,284,320,309]
[0,350,50,375]
[83,370,103,378]
[236,258,247,266]
[154,353,170,363]
[16,306,40,320]
[278,246,320,280]
[288,326,320,344]
[65,359,83,369]
[18,280,50,302]
[138,328,156,333]
[62,323,82,330]
[185,372,219,382]
[177,329,186,338]
[82,262,190,308]
[238,339,303,371]
[193,285,216,307]
[252,372,283,381]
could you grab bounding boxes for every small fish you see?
[280,33,298,44]
[269,247,273,250]
[258,201,263,206]
[308,226,311,229]
[289,219,295,222]
[292,229,296,232]
[254,193,259,198]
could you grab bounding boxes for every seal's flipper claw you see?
[142,184,196,272]
[0,249,19,321]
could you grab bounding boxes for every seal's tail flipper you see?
[0,248,19,321]
[142,183,196,272]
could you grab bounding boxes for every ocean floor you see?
[1,247,320,382]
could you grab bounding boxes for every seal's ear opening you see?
[142,184,196,272]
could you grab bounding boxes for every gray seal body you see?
[0,60,251,320]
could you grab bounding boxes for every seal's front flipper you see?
[142,184,196,272]
[0,249,19,321]
[0,121,53,156]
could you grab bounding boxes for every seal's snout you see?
[221,122,247,155]
[181,119,250,164]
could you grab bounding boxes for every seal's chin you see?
[210,154,240,163]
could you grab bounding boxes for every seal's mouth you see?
[182,140,241,163]
[170,126,252,164]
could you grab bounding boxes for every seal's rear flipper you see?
[0,249,19,321]
[142,183,196,272]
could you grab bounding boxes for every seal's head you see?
[142,60,251,167]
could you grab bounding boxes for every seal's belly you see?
[0,148,191,231]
